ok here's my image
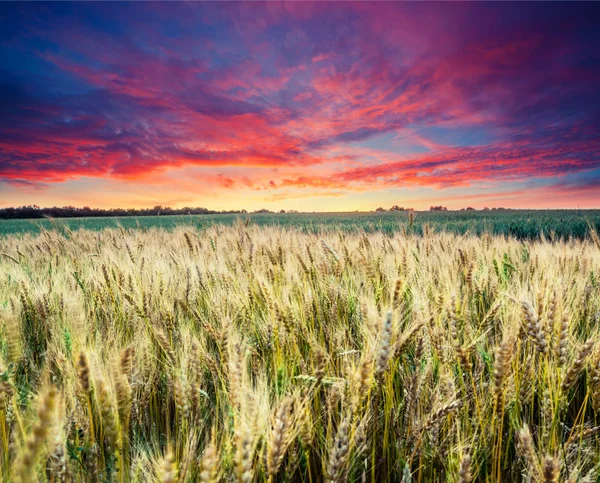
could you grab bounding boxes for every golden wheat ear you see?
[13,386,57,483]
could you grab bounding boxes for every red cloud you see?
[277,135,600,190]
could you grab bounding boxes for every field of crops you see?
[1,222,600,482]
[2,209,600,240]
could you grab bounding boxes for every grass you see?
[1,209,600,240]
[0,220,600,482]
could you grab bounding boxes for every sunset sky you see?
[1,2,599,211]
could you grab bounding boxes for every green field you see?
[1,210,599,240]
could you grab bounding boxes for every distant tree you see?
[482,207,490,211]
[254,209,273,214]
[0,205,246,219]
[429,206,448,211]
[466,207,475,211]
[279,209,286,213]
[389,205,405,211]
[375,207,386,212]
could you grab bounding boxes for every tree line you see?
[0,205,515,219]
[0,205,249,219]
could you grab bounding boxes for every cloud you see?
[276,127,600,193]
[0,2,599,207]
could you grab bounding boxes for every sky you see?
[1,2,600,211]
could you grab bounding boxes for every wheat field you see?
[1,222,600,482]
